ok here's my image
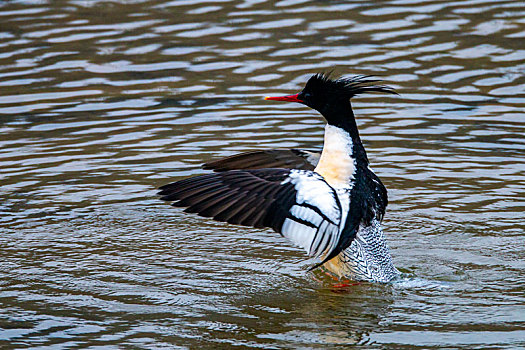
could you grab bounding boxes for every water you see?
[1,0,524,348]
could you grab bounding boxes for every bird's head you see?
[265,73,397,124]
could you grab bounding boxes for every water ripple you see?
[1,0,524,348]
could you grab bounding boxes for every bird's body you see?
[159,73,400,283]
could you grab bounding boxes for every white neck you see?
[314,125,356,187]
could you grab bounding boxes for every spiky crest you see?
[303,73,397,99]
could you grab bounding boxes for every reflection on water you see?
[1,0,524,348]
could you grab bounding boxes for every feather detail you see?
[304,73,398,99]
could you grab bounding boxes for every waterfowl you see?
[159,73,400,283]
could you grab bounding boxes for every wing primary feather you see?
[159,174,215,191]
[228,203,260,225]
[242,199,273,227]
[189,190,242,217]
[160,180,223,201]
[177,187,231,208]
[214,196,253,222]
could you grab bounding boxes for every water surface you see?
[1,0,524,348]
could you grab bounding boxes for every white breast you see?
[314,125,356,187]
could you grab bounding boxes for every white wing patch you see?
[290,205,323,227]
[282,217,317,253]
[283,170,341,223]
[280,170,342,258]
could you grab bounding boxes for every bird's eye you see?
[303,92,311,99]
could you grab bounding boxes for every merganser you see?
[159,73,400,283]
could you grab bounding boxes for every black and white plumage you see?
[159,168,341,261]
[159,73,400,283]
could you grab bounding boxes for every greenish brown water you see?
[1,0,524,348]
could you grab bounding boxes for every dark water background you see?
[1,0,524,348]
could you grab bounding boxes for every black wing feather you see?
[160,169,294,229]
[203,149,320,172]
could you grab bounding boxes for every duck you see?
[158,73,400,283]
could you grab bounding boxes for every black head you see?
[265,73,397,117]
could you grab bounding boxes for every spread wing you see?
[158,168,342,259]
[203,149,321,172]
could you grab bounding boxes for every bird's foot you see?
[324,272,360,288]
[332,280,360,288]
